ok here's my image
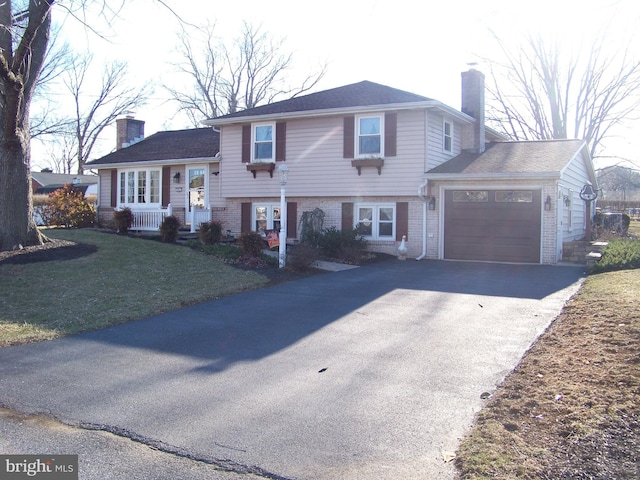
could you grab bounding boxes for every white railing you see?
[130,204,173,231]
[189,204,212,233]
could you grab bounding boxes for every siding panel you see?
[221,111,428,199]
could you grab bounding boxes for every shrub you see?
[239,231,265,258]
[593,212,631,237]
[591,238,640,273]
[286,243,321,272]
[41,184,96,228]
[299,208,325,244]
[199,221,223,245]
[160,215,181,243]
[304,226,368,263]
[113,207,134,234]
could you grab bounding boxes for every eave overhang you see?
[203,100,474,127]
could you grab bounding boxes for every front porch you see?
[126,204,213,232]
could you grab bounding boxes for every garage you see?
[444,189,542,263]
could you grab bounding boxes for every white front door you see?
[186,166,207,214]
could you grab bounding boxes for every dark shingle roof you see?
[211,81,433,121]
[427,139,586,176]
[86,128,219,166]
[31,172,97,186]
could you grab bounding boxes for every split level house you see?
[87,69,598,264]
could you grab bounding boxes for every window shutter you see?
[286,201,297,238]
[385,113,397,157]
[241,202,252,232]
[343,116,355,159]
[342,202,354,231]
[276,122,286,161]
[396,201,408,241]
[162,166,171,207]
[110,169,118,207]
[242,125,251,163]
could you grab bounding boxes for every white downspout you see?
[416,179,428,260]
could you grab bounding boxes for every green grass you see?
[591,238,640,272]
[0,229,271,346]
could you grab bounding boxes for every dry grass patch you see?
[456,269,640,479]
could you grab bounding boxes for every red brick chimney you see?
[461,68,485,153]
[116,116,145,150]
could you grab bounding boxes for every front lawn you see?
[456,268,640,478]
[0,229,272,346]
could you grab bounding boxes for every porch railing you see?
[189,204,212,233]
[129,204,173,231]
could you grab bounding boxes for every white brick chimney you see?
[116,116,145,150]
[461,68,486,153]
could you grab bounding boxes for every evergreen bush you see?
[199,221,223,245]
[113,207,134,234]
[239,231,265,257]
[160,215,181,243]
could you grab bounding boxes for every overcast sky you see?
[32,0,640,171]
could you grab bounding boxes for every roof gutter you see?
[87,156,220,169]
[424,171,561,181]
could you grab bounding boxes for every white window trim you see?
[252,203,282,234]
[355,114,384,159]
[118,168,162,207]
[355,203,396,240]
[443,119,453,154]
[252,122,276,163]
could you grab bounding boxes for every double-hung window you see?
[356,204,395,239]
[119,169,160,206]
[443,120,453,153]
[253,204,282,234]
[253,123,274,162]
[356,115,383,158]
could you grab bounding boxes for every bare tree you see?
[30,24,76,140]
[163,22,224,126]
[597,165,640,201]
[63,53,150,174]
[484,32,640,161]
[166,21,327,126]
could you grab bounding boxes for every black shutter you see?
[287,201,297,238]
[110,169,118,207]
[342,202,354,231]
[343,116,354,159]
[241,202,252,232]
[385,113,397,157]
[162,166,171,207]
[276,122,286,161]
[242,125,251,163]
[396,201,408,241]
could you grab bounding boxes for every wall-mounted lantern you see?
[173,172,181,184]
[428,196,436,211]
[544,195,552,211]
[564,195,571,207]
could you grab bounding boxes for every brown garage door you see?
[444,190,541,263]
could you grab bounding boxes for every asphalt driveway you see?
[0,260,585,479]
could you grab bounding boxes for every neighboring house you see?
[31,171,98,196]
[88,69,597,264]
